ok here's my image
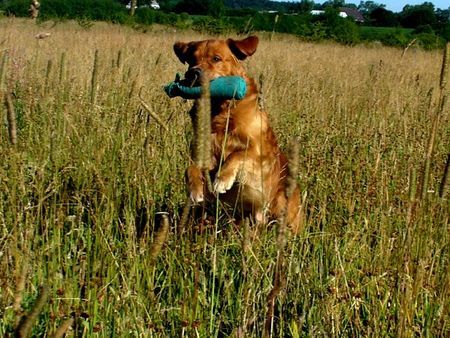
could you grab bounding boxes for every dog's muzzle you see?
[184,67,203,86]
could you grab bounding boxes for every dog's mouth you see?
[183,68,219,87]
[183,73,200,87]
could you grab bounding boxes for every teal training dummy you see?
[164,73,247,100]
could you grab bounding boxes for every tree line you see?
[0,0,449,49]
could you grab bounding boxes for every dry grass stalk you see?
[182,74,214,196]
[58,52,65,85]
[13,262,28,315]
[90,49,99,105]
[139,94,169,132]
[285,140,299,199]
[438,94,447,113]
[0,51,7,91]
[241,217,250,255]
[403,50,448,336]
[278,139,299,247]
[270,15,279,41]
[264,255,285,337]
[149,214,170,261]
[178,198,192,235]
[424,87,434,114]
[192,263,200,319]
[193,75,211,170]
[5,92,17,146]
[199,75,213,192]
[44,59,52,95]
[258,73,265,110]
[265,140,299,337]
[418,43,449,201]
[241,217,250,277]
[406,168,417,226]
[15,285,49,338]
[155,53,162,66]
[439,43,449,90]
[129,0,137,16]
[35,32,50,40]
[116,49,123,69]
[401,38,417,58]
[179,74,213,232]
[51,317,74,338]
[128,78,138,101]
[439,153,450,198]
[29,0,40,20]
[436,45,449,201]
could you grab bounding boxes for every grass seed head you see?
[193,74,211,169]
[149,214,170,261]
[5,92,17,146]
[439,43,450,90]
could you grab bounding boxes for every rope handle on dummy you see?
[164,73,247,100]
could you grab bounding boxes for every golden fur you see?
[173,36,301,232]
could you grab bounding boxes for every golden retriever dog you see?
[173,36,301,232]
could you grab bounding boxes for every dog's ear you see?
[227,36,259,60]
[173,41,189,64]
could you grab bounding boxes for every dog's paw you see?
[213,175,235,194]
[190,190,204,204]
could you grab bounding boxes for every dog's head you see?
[173,36,259,85]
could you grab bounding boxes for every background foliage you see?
[0,0,449,48]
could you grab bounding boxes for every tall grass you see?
[0,18,449,337]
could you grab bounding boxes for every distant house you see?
[310,7,365,23]
[258,10,279,14]
[150,0,160,10]
[339,7,364,23]
[311,10,325,16]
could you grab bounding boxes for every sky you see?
[276,1,450,13]
[349,1,449,12]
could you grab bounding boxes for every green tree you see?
[400,2,436,29]
[358,1,384,21]
[174,0,224,17]
[0,0,29,16]
[327,7,360,43]
[174,0,207,15]
[209,0,225,17]
[358,1,385,14]
[434,8,450,40]
[322,0,345,9]
[296,0,315,13]
[223,0,273,10]
[369,7,399,27]
[1,0,127,21]
[330,18,360,44]
[151,0,178,11]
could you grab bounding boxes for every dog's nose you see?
[185,67,203,84]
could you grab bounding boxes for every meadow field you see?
[0,18,449,337]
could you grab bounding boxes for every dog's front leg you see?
[186,164,205,203]
[213,151,248,194]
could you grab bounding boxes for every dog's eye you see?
[212,55,222,62]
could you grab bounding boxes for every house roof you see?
[339,7,364,22]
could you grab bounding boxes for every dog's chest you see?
[211,112,249,158]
